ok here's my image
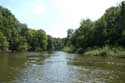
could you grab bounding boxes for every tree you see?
[47,35,54,50]
[70,19,94,52]
[103,6,121,46]
[64,29,73,46]
[27,29,48,51]
[36,29,48,50]
[120,1,125,47]
[0,32,8,51]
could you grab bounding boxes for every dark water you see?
[0,51,125,83]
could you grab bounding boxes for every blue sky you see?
[0,0,123,38]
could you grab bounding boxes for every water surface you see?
[0,51,125,83]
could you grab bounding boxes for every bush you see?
[83,46,125,58]
[62,46,73,53]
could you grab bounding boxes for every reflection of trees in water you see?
[0,53,26,83]
[67,55,125,83]
[0,52,124,83]
[26,52,52,65]
[0,52,52,83]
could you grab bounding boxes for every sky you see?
[0,0,123,38]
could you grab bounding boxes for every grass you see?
[83,46,125,58]
[62,46,73,53]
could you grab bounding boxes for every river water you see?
[0,51,124,83]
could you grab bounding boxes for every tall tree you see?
[0,32,8,51]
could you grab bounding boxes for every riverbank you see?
[62,46,125,58]
[62,46,73,53]
[83,46,125,58]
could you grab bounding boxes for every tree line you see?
[0,1,125,54]
[0,6,64,52]
[64,1,125,54]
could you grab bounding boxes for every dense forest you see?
[63,1,125,57]
[0,5,64,52]
[0,1,125,57]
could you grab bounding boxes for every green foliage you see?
[52,38,64,50]
[47,35,54,50]
[0,6,48,52]
[83,46,125,58]
[27,29,48,51]
[0,32,8,51]
[63,46,73,53]
[18,42,28,51]
[70,19,94,52]
[0,1,125,53]
[64,29,74,47]
[65,1,125,55]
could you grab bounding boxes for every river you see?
[0,51,124,83]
